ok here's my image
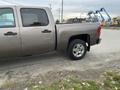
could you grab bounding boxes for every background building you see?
[112,16,120,26]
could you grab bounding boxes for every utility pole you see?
[49,4,52,10]
[58,8,61,22]
[49,0,52,10]
[61,0,63,23]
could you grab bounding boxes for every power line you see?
[1,0,22,5]
[1,0,14,4]
[1,0,9,3]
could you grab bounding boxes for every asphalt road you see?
[0,29,120,85]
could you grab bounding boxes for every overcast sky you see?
[0,0,120,19]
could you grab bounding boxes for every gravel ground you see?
[0,29,120,86]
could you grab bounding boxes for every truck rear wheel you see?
[68,39,87,60]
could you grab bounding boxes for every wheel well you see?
[68,34,90,51]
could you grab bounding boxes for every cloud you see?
[64,0,120,15]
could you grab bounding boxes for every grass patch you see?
[0,80,17,89]
[1,71,120,90]
[102,71,120,90]
[28,78,100,90]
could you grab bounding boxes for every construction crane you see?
[100,8,112,23]
[95,10,105,23]
[88,11,99,22]
[87,8,111,26]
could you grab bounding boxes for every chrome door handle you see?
[4,31,17,36]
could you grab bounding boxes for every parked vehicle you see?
[0,5,101,60]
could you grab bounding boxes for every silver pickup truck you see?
[0,5,101,60]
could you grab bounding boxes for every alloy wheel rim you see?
[72,43,85,58]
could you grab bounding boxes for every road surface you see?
[0,29,120,85]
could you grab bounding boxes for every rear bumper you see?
[96,38,101,44]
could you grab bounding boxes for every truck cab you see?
[0,5,56,57]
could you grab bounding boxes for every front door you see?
[18,8,55,55]
[0,7,21,57]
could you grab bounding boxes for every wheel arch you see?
[67,34,90,51]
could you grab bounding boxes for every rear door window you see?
[21,8,49,27]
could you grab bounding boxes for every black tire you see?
[68,39,87,60]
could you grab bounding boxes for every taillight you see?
[97,25,101,37]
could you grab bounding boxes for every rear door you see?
[0,6,21,57]
[17,7,55,55]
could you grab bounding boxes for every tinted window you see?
[0,8,15,28]
[21,8,49,27]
